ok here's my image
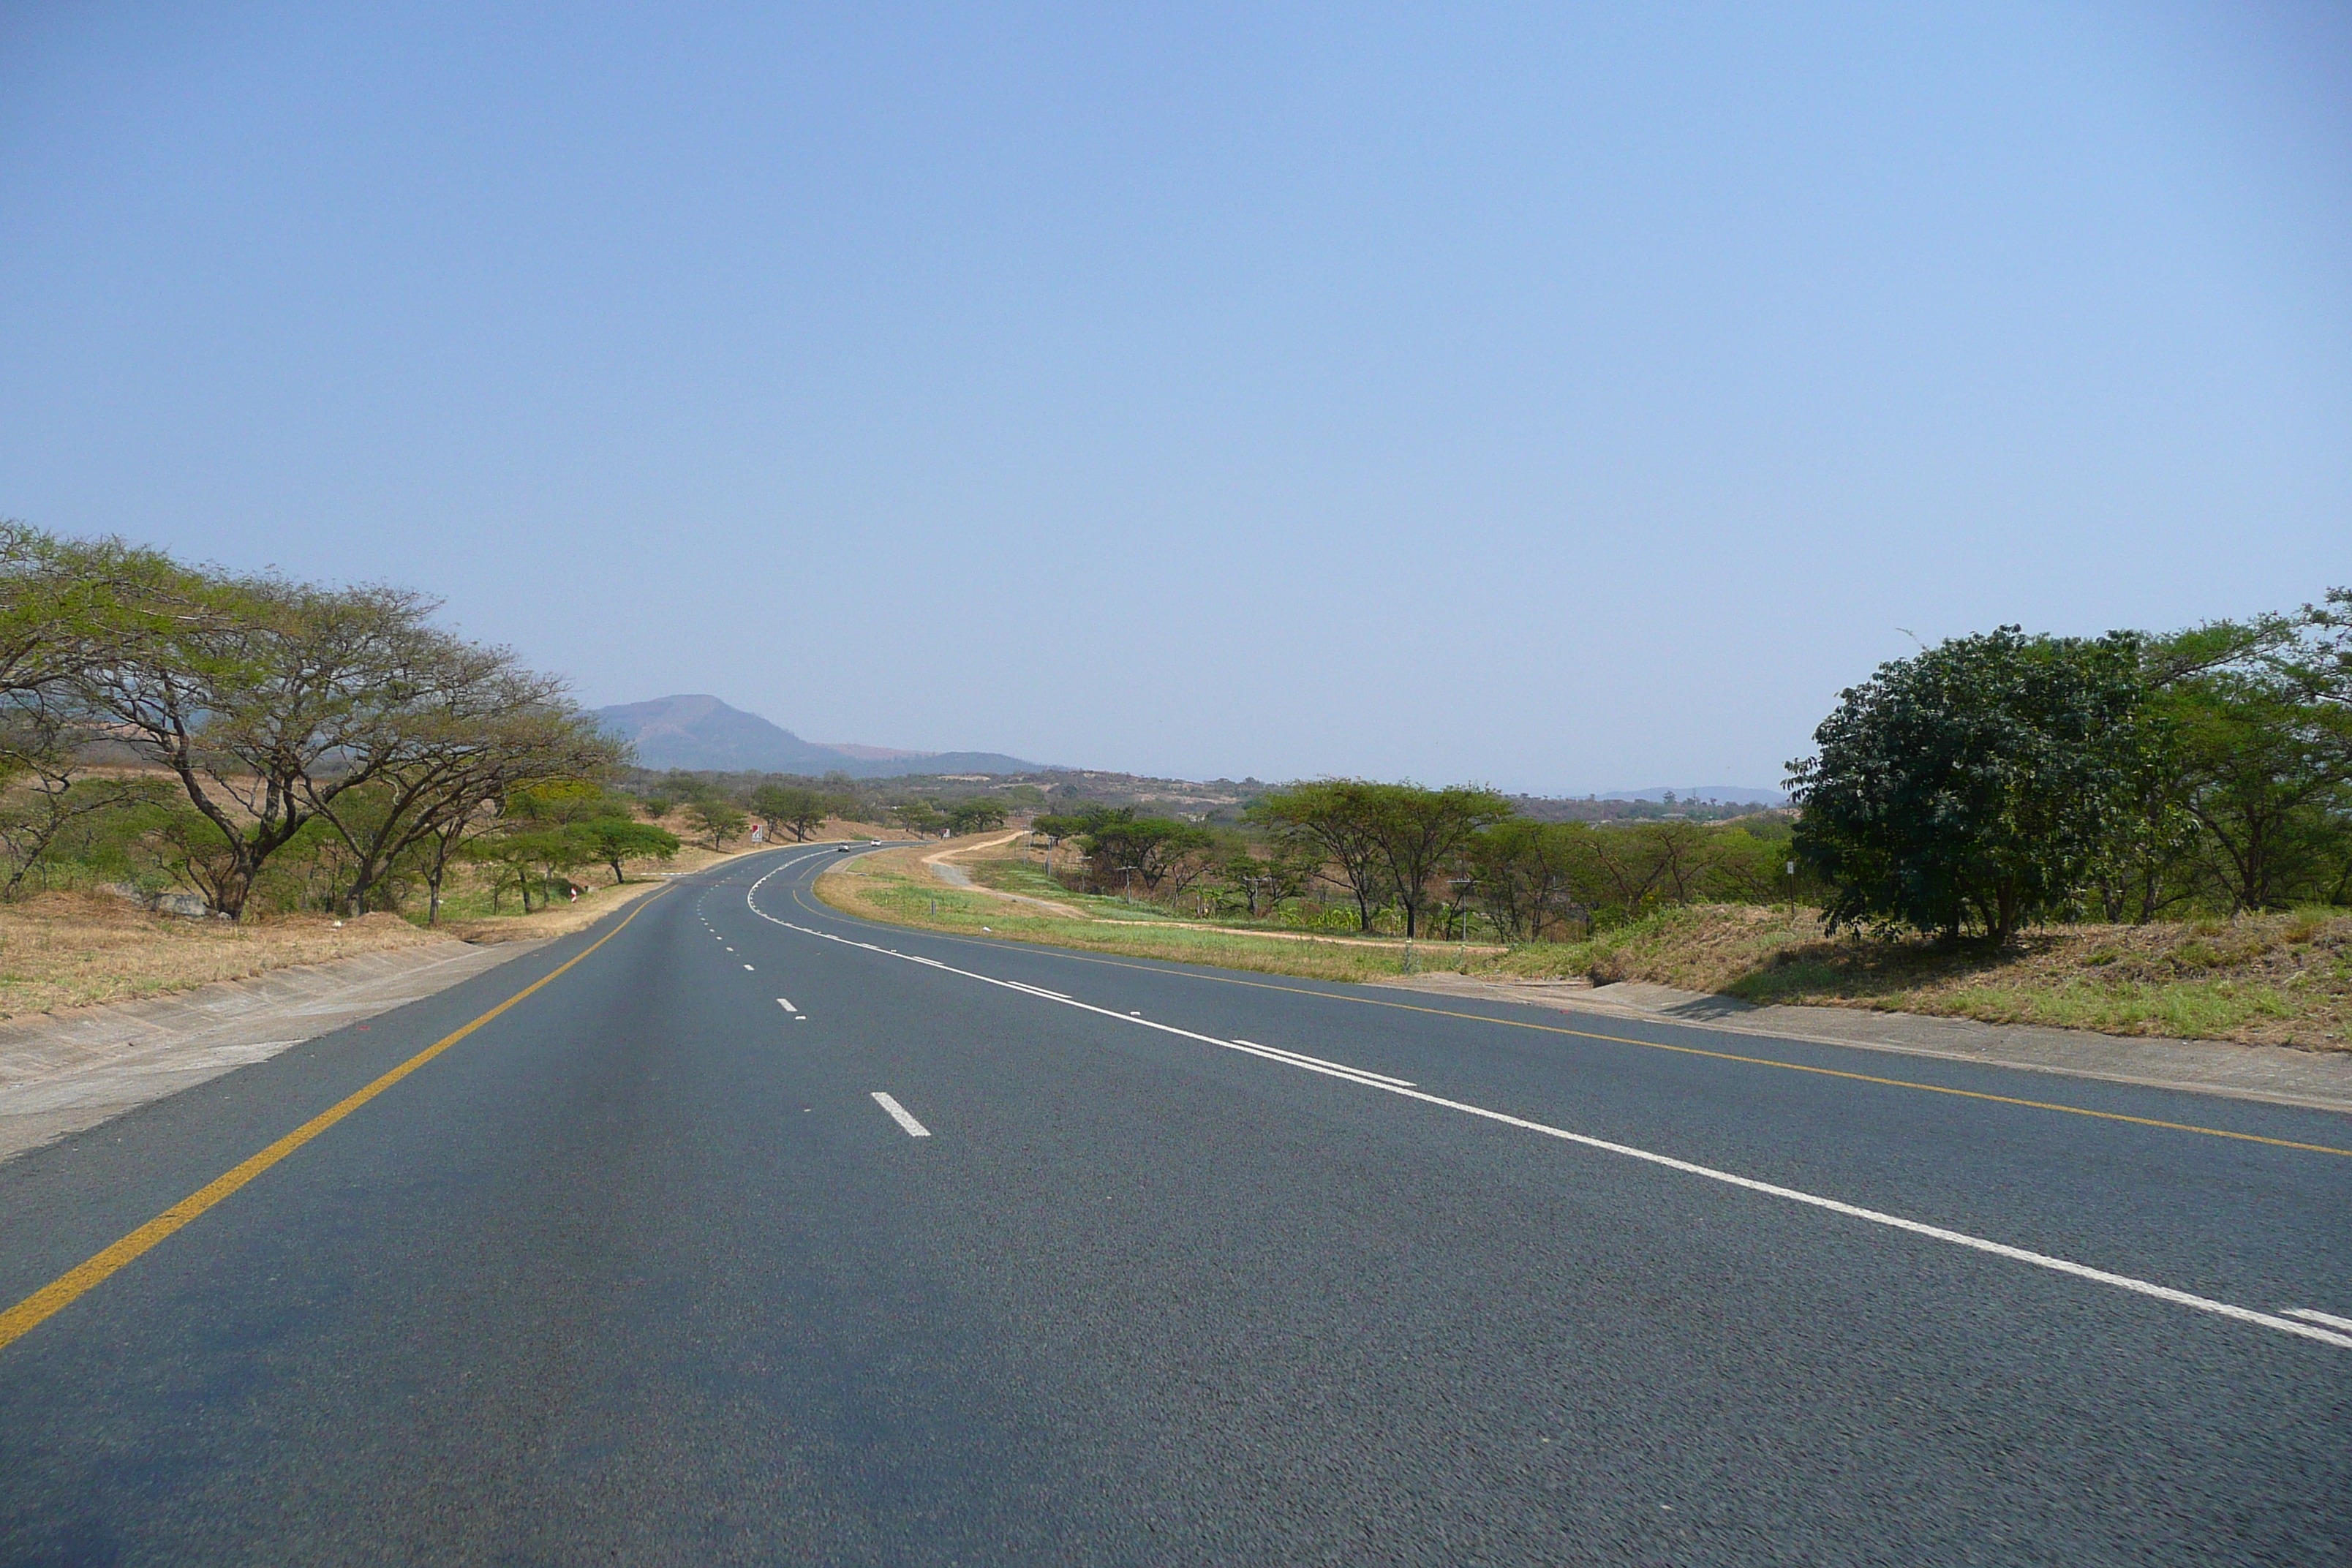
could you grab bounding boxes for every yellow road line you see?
[0,889,668,1355]
[789,883,2352,1159]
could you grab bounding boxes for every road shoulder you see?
[1378,973,2352,1115]
[0,937,544,1162]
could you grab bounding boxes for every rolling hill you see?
[594,695,1049,778]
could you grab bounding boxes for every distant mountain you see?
[595,695,1049,778]
[823,743,931,761]
[1600,785,1789,806]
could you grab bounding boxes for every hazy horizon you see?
[5,4,2347,795]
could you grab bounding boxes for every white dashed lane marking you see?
[871,1093,930,1138]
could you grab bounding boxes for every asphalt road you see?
[1,845,2347,1565]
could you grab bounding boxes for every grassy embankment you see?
[816,837,1501,984]
[821,837,2352,1049]
[1578,903,2349,1050]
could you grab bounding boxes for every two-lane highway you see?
[2,843,2346,1564]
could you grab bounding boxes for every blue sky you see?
[3,3,2347,793]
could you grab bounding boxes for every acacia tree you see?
[74,576,461,921]
[0,699,167,900]
[577,818,682,883]
[307,648,625,916]
[1466,820,1594,941]
[1077,815,1212,894]
[751,783,841,843]
[891,799,946,838]
[945,799,1008,835]
[464,826,593,913]
[1250,781,1510,936]
[690,797,747,848]
[1218,845,1314,916]
[2155,592,2352,911]
[1790,627,2154,942]
[0,528,190,898]
[1360,783,1512,938]
[1245,781,1393,930]
[0,524,184,700]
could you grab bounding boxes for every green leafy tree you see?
[0,527,192,899]
[751,783,829,842]
[1248,780,1511,935]
[1077,815,1213,894]
[576,818,682,883]
[945,799,1009,835]
[2153,592,2352,911]
[0,702,164,901]
[310,671,625,916]
[1035,804,1128,844]
[891,799,946,838]
[1218,845,1314,916]
[72,573,442,919]
[1466,820,1592,941]
[749,782,859,841]
[0,524,181,701]
[1245,782,1393,931]
[1360,783,1512,938]
[1789,627,2155,942]
[689,798,747,849]
[462,826,599,912]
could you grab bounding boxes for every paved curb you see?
[1376,975,2352,1116]
[0,938,545,1162]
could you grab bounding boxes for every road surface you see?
[1,845,2346,1564]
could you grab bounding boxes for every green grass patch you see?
[1918,979,2298,1038]
[822,854,1483,982]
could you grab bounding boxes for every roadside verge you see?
[819,842,2352,1115]
[816,837,1501,981]
[1382,973,2352,1115]
[0,937,540,1163]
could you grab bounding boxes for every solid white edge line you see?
[2285,1307,2352,1332]
[872,1092,931,1137]
[742,859,2352,1354]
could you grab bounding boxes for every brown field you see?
[0,893,445,1019]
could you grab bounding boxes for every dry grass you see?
[0,892,446,1019]
[1516,904,2351,1050]
[437,877,668,943]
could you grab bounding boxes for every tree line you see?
[630,770,1015,845]
[1790,592,2350,941]
[0,526,634,921]
[1035,787,1803,940]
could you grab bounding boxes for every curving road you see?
[1,845,2347,1564]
